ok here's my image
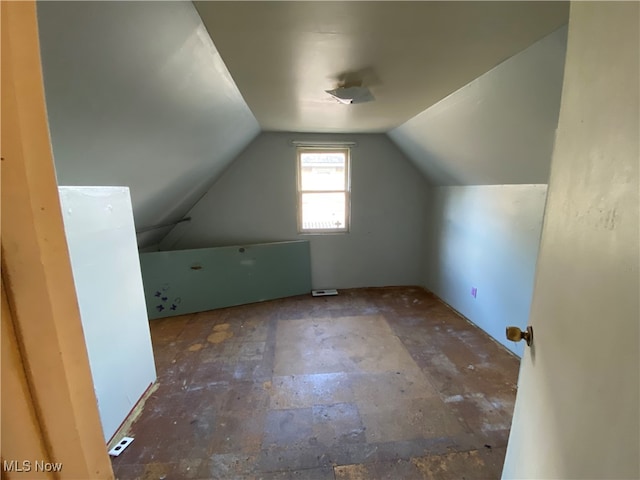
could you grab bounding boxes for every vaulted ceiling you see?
[36,1,569,248]
[195,1,568,133]
[37,1,260,247]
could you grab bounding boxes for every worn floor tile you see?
[334,463,373,480]
[360,396,466,443]
[257,466,335,480]
[411,449,503,479]
[201,452,258,479]
[350,370,438,413]
[311,403,365,445]
[112,287,518,480]
[263,408,314,447]
[274,315,417,376]
[269,373,356,409]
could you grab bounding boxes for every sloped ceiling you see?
[37,1,260,247]
[37,1,570,250]
[195,1,568,133]
[389,26,568,185]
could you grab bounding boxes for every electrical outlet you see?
[471,287,477,298]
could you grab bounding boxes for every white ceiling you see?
[195,1,569,133]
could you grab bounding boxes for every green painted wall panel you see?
[140,240,311,319]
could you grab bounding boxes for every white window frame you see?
[296,147,351,234]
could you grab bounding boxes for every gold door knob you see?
[506,326,533,346]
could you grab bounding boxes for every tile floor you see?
[111,287,519,479]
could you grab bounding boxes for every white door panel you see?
[503,3,639,479]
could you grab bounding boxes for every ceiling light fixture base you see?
[325,86,375,104]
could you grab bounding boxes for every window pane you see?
[300,152,345,191]
[301,192,346,230]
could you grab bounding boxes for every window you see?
[297,147,350,233]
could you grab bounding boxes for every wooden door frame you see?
[1,2,114,478]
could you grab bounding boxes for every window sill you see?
[298,230,350,236]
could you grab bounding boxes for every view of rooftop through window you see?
[298,149,350,232]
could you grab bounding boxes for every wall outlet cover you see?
[108,437,134,457]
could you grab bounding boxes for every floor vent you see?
[312,289,338,297]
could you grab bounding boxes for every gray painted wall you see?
[425,185,547,356]
[37,1,260,247]
[162,132,428,290]
[388,27,567,186]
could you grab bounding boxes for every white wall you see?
[388,26,567,186]
[162,133,428,290]
[59,187,156,442]
[37,1,259,248]
[425,185,547,356]
[503,3,639,478]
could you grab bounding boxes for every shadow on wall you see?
[392,133,463,186]
[425,185,548,357]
